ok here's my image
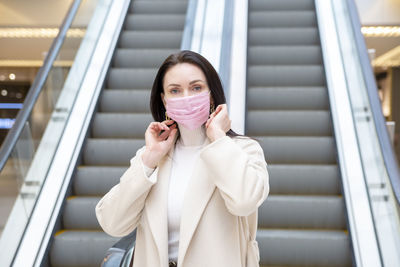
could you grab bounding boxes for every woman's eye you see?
[193,86,202,91]
[170,89,179,94]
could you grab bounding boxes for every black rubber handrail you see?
[346,0,400,205]
[0,0,82,173]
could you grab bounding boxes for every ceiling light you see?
[0,60,73,67]
[362,26,400,37]
[0,28,85,38]
[9,73,16,80]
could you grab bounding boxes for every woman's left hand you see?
[205,104,231,142]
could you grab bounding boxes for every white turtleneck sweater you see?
[140,123,207,262]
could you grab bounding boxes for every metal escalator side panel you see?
[315,0,382,266]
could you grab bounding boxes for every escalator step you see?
[249,11,316,28]
[267,164,341,195]
[63,197,101,230]
[107,68,158,89]
[50,231,119,267]
[83,139,145,166]
[246,110,332,136]
[258,195,346,229]
[249,0,314,11]
[125,14,186,31]
[257,229,351,266]
[249,46,322,65]
[92,113,153,138]
[130,1,188,14]
[248,65,325,86]
[255,136,337,164]
[249,28,319,46]
[100,89,151,113]
[119,31,182,49]
[247,86,329,110]
[74,166,125,196]
[113,48,178,68]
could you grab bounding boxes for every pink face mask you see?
[165,90,210,130]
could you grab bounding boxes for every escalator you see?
[46,1,187,266]
[2,0,400,266]
[246,0,353,265]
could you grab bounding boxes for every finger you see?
[166,128,178,144]
[158,128,170,140]
[159,122,169,131]
[205,118,211,128]
[162,119,175,125]
[155,123,166,132]
[206,117,214,128]
[148,123,161,134]
[216,104,223,112]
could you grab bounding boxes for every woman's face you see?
[161,63,212,104]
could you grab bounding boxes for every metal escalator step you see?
[249,11,316,28]
[50,231,119,267]
[247,86,329,110]
[63,197,101,229]
[113,48,178,68]
[99,89,151,113]
[92,113,153,138]
[130,1,188,14]
[249,0,314,11]
[257,229,352,266]
[267,164,341,195]
[246,110,332,136]
[248,65,325,86]
[258,195,346,229]
[83,139,145,166]
[249,28,319,46]
[254,136,337,164]
[107,68,158,89]
[248,46,322,65]
[119,31,182,48]
[74,166,125,195]
[125,14,186,31]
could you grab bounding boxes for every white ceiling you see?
[0,0,95,27]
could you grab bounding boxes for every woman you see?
[95,50,269,267]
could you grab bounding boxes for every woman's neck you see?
[177,123,207,147]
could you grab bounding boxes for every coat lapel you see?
[145,136,217,266]
[177,138,216,266]
[145,136,177,266]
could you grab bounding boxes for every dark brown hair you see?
[150,50,241,138]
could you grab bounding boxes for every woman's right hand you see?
[141,120,178,168]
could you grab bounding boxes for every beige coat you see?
[95,135,269,267]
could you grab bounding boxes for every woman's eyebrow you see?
[189,79,205,84]
[167,83,181,87]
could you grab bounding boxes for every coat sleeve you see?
[199,136,269,216]
[95,146,159,237]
